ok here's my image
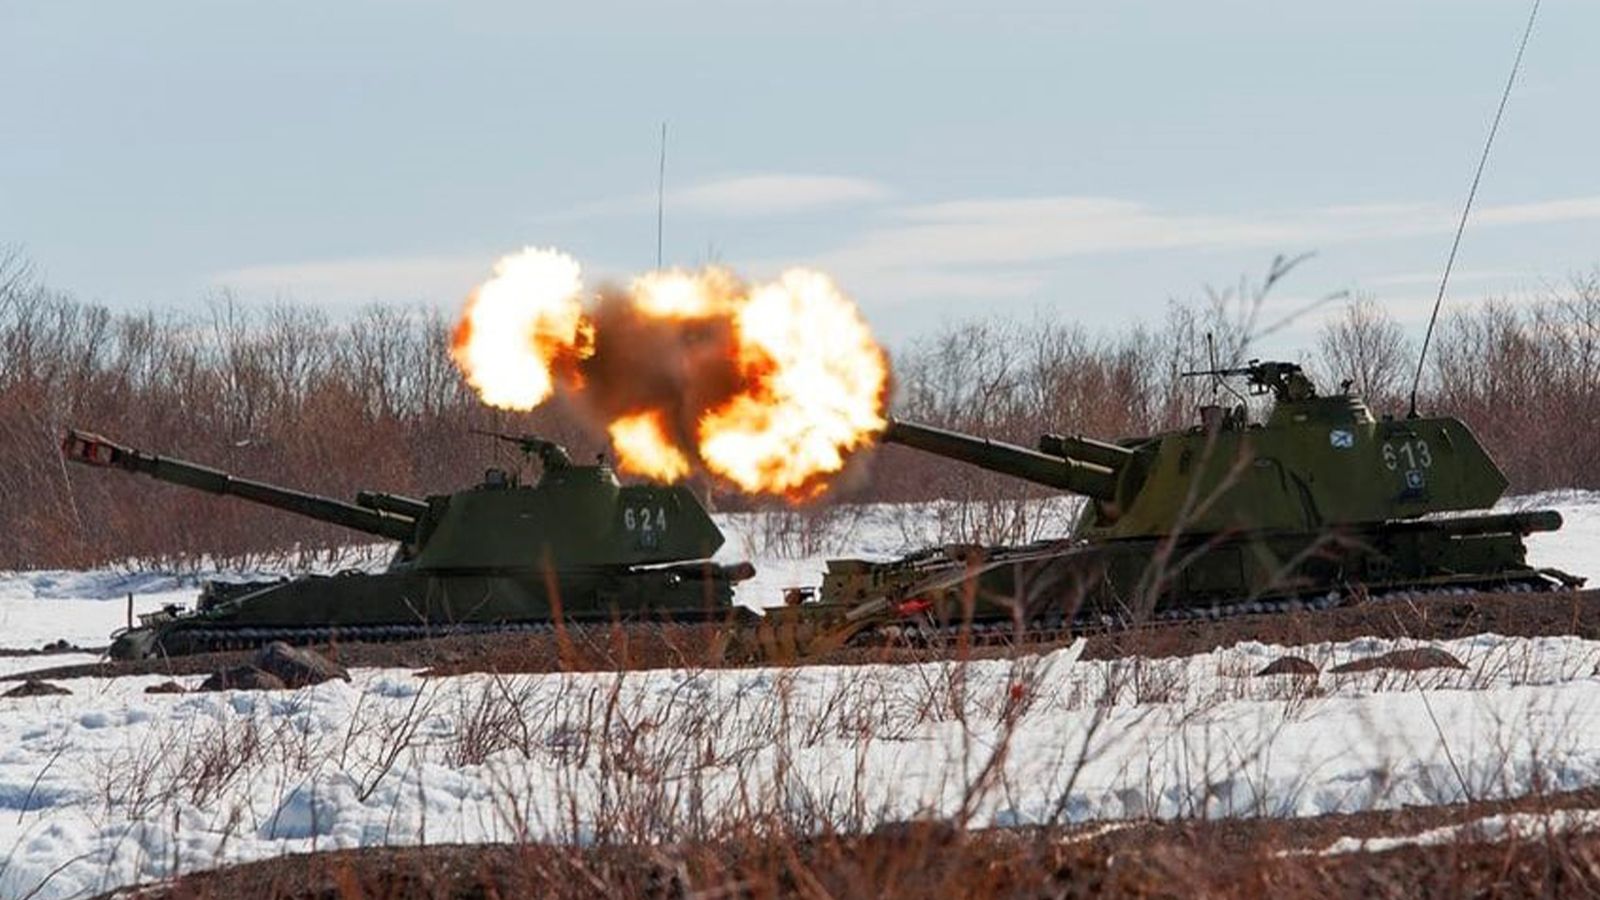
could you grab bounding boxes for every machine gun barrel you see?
[470,428,574,470]
[63,430,417,543]
[1179,365,1254,379]
[883,419,1119,500]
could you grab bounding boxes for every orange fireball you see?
[451,249,889,499]
[608,410,692,482]
[630,267,742,320]
[698,269,888,497]
[450,247,591,410]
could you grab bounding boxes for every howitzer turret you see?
[822,361,1579,631]
[63,429,755,659]
[884,361,1527,541]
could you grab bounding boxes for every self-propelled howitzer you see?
[820,362,1579,631]
[63,430,755,658]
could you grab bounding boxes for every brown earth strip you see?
[99,788,1600,900]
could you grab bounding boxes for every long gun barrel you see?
[63,430,418,543]
[883,419,1121,500]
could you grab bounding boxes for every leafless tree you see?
[1315,295,1412,410]
[1,253,1597,569]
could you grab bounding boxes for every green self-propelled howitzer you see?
[818,361,1582,636]
[63,430,756,659]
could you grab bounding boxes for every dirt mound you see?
[1256,656,1319,676]
[3,679,69,697]
[1330,647,1466,674]
[255,642,348,688]
[99,787,1600,900]
[197,666,287,692]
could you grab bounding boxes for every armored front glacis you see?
[63,430,755,658]
[821,361,1578,633]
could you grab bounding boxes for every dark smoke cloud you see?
[561,285,747,460]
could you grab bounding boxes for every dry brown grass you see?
[106,793,1600,900]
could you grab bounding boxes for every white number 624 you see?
[624,507,669,532]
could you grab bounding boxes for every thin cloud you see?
[1312,202,1433,219]
[809,192,1600,304]
[1367,268,1524,288]
[214,254,490,305]
[537,173,891,223]
[673,174,890,216]
[209,192,1600,314]
[844,196,1307,268]
[1474,196,1600,227]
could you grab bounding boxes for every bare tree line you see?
[2,246,1596,570]
[0,248,600,568]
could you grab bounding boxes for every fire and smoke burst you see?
[450,249,591,409]
[451,247,889,499]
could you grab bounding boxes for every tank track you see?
[134,570,1578,658]
[857,569,1578,647]
[138,613,743,657]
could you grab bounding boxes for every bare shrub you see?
[1315,294,1412,410]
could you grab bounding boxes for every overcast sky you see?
[3,0,1597,353]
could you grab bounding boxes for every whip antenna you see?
[1407,0,1541,418]
[656,121,667,269]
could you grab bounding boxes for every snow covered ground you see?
[1506,490,1600,584]
[0,546,393,652]
[0,493,1594,652]
[3,633,1600,897]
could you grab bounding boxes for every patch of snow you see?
[1317,806,1600,855]
[0,655,102,679]
[1507,491,1600,584]
[0,547,389,651]
[0,634,1598,896]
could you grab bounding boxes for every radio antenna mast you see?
[656,121,668,269]
[1407,0,1541,418]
